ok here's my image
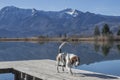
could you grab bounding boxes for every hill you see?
[0,6,120,37]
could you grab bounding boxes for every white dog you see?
[56,42,80,74]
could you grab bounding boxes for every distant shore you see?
[0,36,120,42]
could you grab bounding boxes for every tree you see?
[64,33,67,38]
[94,26,100,36]
[117,29,120,35]
[59,33,62,37]
[102,24,110,36]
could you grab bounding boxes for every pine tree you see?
[94,26,100,36]
[102,24,110,36]
[117,30,120,35]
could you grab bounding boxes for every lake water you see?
[0,73,14,80]
[0,41,120,79]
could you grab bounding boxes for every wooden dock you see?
[0,59,120,80]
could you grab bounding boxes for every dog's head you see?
[70,56,80,67]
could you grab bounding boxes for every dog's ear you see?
[70,59,74,65]
[70,56,77,65]
[77,57,80,65]
[77,57,80,62]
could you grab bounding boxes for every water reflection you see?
[117,44,120,53]
[94,41,114,56]
[0,41,120,76]
[101,43,111,56]
[94,41,100,52]
[0,41,120,63]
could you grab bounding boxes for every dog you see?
[56,42,80,74]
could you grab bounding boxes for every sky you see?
[0,0,120,16]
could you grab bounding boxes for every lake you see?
[0,41,120,79]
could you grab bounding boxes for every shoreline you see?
[0,36,120,42]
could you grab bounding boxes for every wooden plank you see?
[0,60,120,80]
[0,68,13,74]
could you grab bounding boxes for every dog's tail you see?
[58,42,67,53]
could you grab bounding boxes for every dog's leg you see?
[62,66,64,71]
[61,58,65,72]
[57,65,59,73]
[69,67,73,75]
[66,63,73,75]
[57,61,60,73]
[66,67,73,75]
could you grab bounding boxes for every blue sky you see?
[0,0,120,16]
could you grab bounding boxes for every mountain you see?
[0,6,120,37]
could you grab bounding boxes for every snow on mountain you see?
[61,8,80,17]
[65,9,79,17]
[32,8,38,16]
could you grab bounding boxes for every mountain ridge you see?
[0,6,120,37]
